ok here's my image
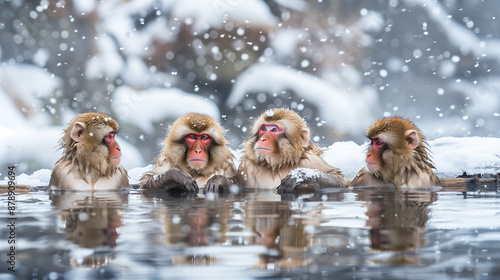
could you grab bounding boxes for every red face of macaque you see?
[104,132,122,165]
[255,124,283,155]
[366,137,385,172]
[185,134,211,168]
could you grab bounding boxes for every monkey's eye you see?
[104,133,116,143]
[259,124,282,136]
[372,139,385,148]
[185,134,211,144]
[185,134,198,143]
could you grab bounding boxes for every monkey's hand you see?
[277,168,345,194]
[203,175,236,194]
[146,168,199,194]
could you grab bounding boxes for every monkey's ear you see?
[301,128,310,148]
[70,122,86,142]
[405,130,419,150]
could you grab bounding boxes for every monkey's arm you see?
[277,167,347,194]
[141,168,199,194]
[203,175,238,194]
[203,163,238,194]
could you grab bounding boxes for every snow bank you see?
[323,141,366,179]
[430,137,500,177]
[4,136,499,185]
[10,169,52,187]
[127,165,153,185]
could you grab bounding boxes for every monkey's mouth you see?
[188,159,208,167]
[256,147,272,155]
[110,157,121,165]
[366,162,378,171]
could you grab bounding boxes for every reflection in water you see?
[143,190,325,269]
[49,191,128,268]
[244,199,317,269]
[143,193,233,266]
[357,188,437,265]
[2,187,499,279]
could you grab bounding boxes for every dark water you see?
[1,186,499,280]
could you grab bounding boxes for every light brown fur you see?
[238,108,347,189]
[49,112,129,191]
[140,113,236,188]
[350,117,440,188]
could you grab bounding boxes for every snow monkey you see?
[237,108,348,193]
[349,117,440,188]
[140,113,236,194]
[49,112,129,191]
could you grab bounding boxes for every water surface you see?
[1,186,499,279]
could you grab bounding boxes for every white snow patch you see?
[128,165,153,185]
[430,136,500,177]
[15,169,52,187]
[265,109,275,117]
[289,168,325,184]
[323,141,366,179]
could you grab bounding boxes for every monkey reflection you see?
[147,193,324,268]
[244,200,321,269]
[358,189,436,264]
[150,196,232,266]
[50,192,127,267]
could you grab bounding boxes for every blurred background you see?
[1,0,499,174]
